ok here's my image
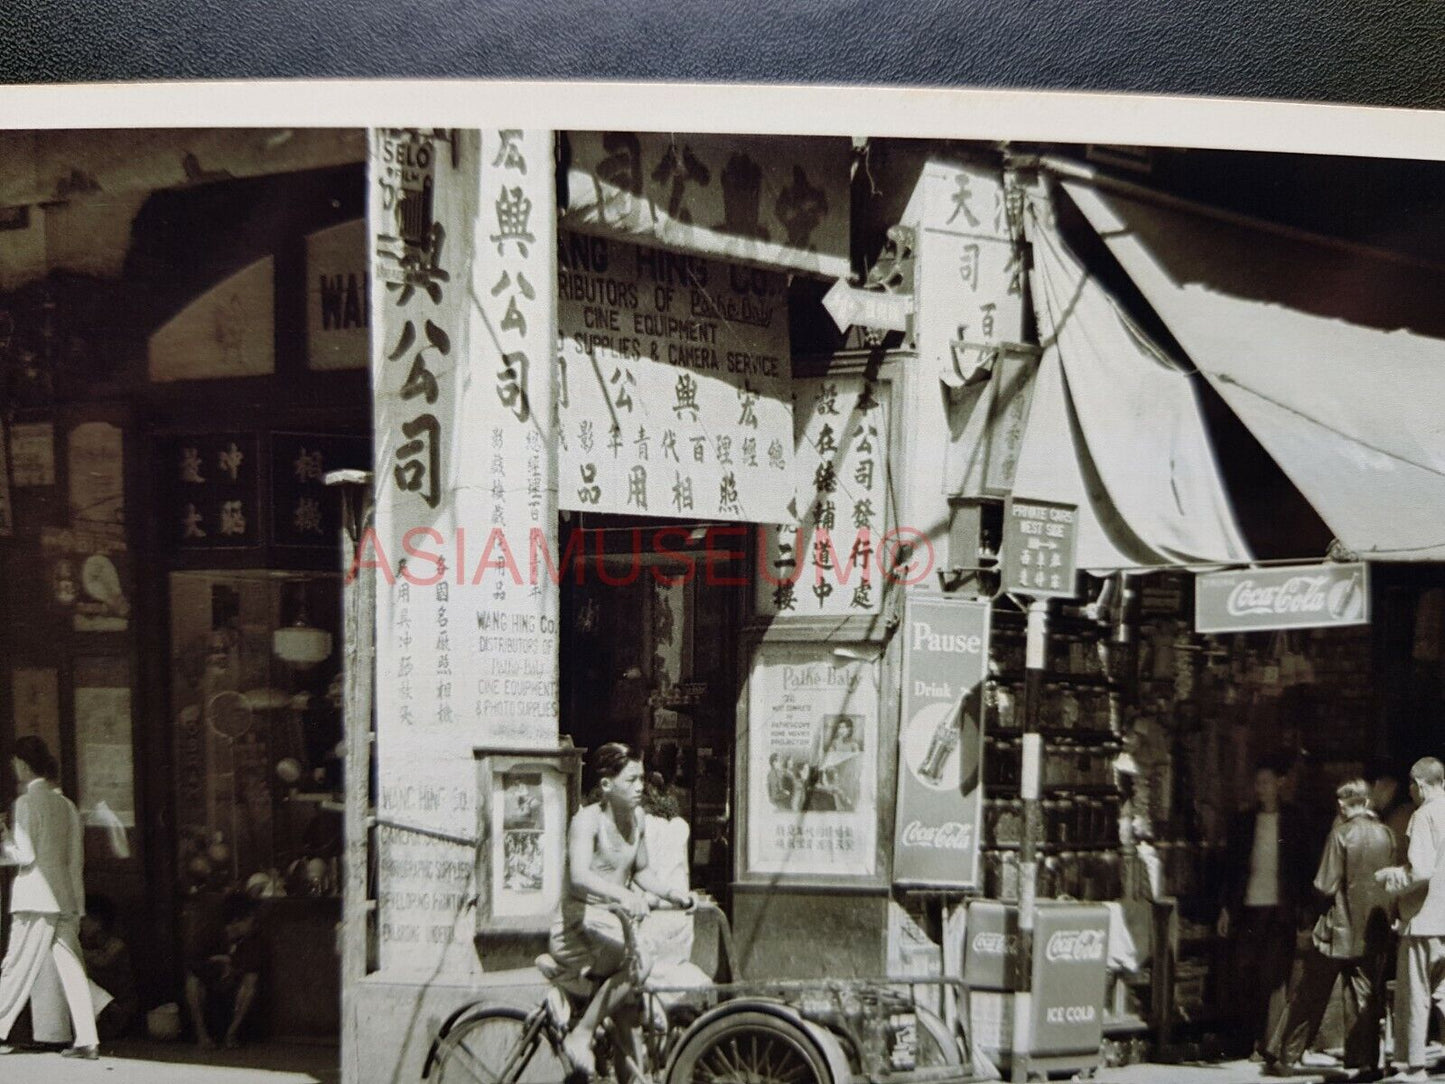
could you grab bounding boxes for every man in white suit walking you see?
[0,735,100,1060]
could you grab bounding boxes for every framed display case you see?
[474,744,584,935]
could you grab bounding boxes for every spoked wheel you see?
[668,1011,830,1084]
[434,1007,572,1084]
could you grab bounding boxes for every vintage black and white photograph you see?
[0,78,1443,1084]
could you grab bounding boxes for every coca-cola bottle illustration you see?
[917,712,961,784]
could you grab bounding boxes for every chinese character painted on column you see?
[398,320,450,405]
[854,457,876,489]
[772,581,797,612]
[608,426,624,458]
[577,464,601,505]
[742,437,758,467]
[813,461,837,494]
[217,442,244,482]
[180,447,205,484]
[491,270,536,336]
[611,367,637,414]
[814,383,840,416]
[219,500,247,537]
[775,165,828,248]
[183,503,206,539]
[394,413,441,509]
[857,424,877,456]
[850,581,874,610]
[852,498,875,530]
[849,533,874,569]
[812,499,836,530]
[634,427,650,461]
[718,471,741,517]
[959,244,981,292]
[812,579,834,608]
[294,447,324,483]
[490,187,536,257]
[596,132,644,220]
[497,352,530,423]
[671,473,694,512]
[737,387,759,428]
[714,435,733,465]
[579,421,596,453]
[661,429,679,462]
[815,424,838,457]
[626,466,648,510]
[673,373,699,421]
[651,143,711,224]
[813,535,834,571]
[492,130,527,173]
[767,439,787,471]
[981,302,997,339]
[293,497,323,535]
[948,173,981,228]
[690,436,708,464]
[376,222,449,306]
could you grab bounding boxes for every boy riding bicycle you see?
[549,743,694,1082]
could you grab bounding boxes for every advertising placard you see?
[893,593,989,887]
[1195,561,1369,633]
[1029,903,1110,1059]
[745,642,879,880]
[556,228,794,523]
[1000,498,1078,598]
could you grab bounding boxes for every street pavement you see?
[0,1040,339,1083]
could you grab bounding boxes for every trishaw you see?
[423,899,995,1084]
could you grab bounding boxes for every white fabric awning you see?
[1057,164,1445,562]
[1010,181,1252,571]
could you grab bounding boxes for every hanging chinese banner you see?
[893,593,989,888]
[370,129,558,979]
[564,132,851,280]
[908,161,1024,388]
[755,376,891,617]
[556,228,794,522]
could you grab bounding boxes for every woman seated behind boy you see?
[549,743,694,1081]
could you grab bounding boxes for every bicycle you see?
[424,898,848,1084]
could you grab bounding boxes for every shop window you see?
[169,571,343,900]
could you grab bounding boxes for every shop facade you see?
[3,126,1445,1081]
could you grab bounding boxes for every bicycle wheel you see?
[667,1010,830,1084]
[434,1006,572,1084]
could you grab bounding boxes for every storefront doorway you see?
[167,570,343,1040]
[557,519,748,906]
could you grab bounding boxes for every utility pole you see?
[1013,596,1050,1083]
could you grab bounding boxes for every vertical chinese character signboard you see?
[756,377,891,617]
[165,434,260,548]
[371,129,558,979]
[270,433,371,547]
[909,161,1024,388]
[893,593,989,888]
[555,230,794,522]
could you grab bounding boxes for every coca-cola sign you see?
[1196,562,1370,634]
[1044,929,1107,963]
[894,593,989,888]
[970,931,1019,956]
[900,819,972,850]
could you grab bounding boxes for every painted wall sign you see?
[11,421,55,486]
[745,642,879,880]
[371,128,559,978]
[999,498,1079,598]
[164,433,260,549]
[556,228,794,523]
[68,421,125,537]
[907,161,1024,388]
[756,377,891,617]
[270,432,371,547]
[12,667,62,773]
[1195,561,1369,634]
[148,257,276,382]
[306,218,370,371]
[564,132,851,280]
[893,593,989,888]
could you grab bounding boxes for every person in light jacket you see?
[0,736,100,1060]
